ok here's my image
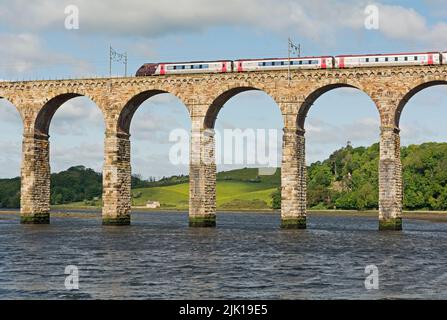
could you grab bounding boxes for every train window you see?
[366,58,369,62]
[203,64,209,68]
[395,57,398,61]
[375,58,379,62]
[385,57,389,62]
[414,56,418,61]
[404,57,408,61]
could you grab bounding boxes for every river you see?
[0,210,446,299]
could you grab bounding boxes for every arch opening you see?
[396,80,447,127]
[209,87,284,211]
[298,84,364,130]
[118,90,188,136]
[35,93,85,137]
[38,94,106,208]
[398,82,447,212]
[303,86,381,212]
[122,91,191,210]
[205,87,262,129]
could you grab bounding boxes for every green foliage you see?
[0,166,149,208]
[271,187,281,209]
[2,142,447,212]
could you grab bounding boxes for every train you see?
[135,51,447,76]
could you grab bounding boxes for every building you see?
[146,201,161,209]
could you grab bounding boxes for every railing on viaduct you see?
[1,65,447,230]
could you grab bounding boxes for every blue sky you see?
[0,0,446,179]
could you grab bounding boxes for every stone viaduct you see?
[1,65,446,230]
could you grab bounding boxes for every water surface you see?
[0,210,446,299]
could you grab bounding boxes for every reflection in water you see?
[0,211,447,299]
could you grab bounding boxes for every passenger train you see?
[135,52,447,76]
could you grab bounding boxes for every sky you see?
[0,0,446,179]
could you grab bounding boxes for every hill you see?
[2,142,447,211]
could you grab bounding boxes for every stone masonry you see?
[1,65,446,230]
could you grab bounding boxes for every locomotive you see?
[135,52,446,76]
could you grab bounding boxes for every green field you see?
[131,180,277,210]
[51,167,281,211]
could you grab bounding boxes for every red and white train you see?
[135,52,447,76]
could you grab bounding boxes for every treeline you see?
[2,142,447,211]
[0,165,149,208]
[272,142,447,211]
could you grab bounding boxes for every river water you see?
[0,210,446,299]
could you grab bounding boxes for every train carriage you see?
[136,60,232,76]
[443,52,447,64]
[136,51,447,77]
[335,52,442,68]
[233,56,334,72]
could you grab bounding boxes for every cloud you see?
[130,97,190,142]
[0,140,21,178]
[50,142,103,172]
[306,117,380,146]
[132,153,188,179]
[49,97,104,136]
[0,33,95,78]
[0,1,389,43]
[376,4,447,47]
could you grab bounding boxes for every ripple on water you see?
[1,211,447,299]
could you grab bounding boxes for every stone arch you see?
[34,92,105,137]
[395,80,447,127]
[297,83,381,130]
[204,86,280,129]
[117,89,190,135]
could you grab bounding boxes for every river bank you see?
[2,208,447,222]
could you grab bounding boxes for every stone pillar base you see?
[189,215,216,228]
[281,217,307,229]
[20,213,50,224]
[102,216,131,226]
[379,218,402,231]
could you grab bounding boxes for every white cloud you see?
[0,140,21,178]
[306,117,380,146]
[50,97,104,136]
[376,4,447,47]
[50,142,103,173]
[0,33,95,77]
[0,1,382,42]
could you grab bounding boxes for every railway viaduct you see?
[1,65,446,230]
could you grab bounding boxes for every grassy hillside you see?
[4,142,447,211]
[132,171,279,210]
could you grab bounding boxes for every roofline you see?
[336,52,442,58]
[140,60,232,65]
[234,56,332,61]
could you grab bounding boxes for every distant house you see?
[146,201,161,209]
